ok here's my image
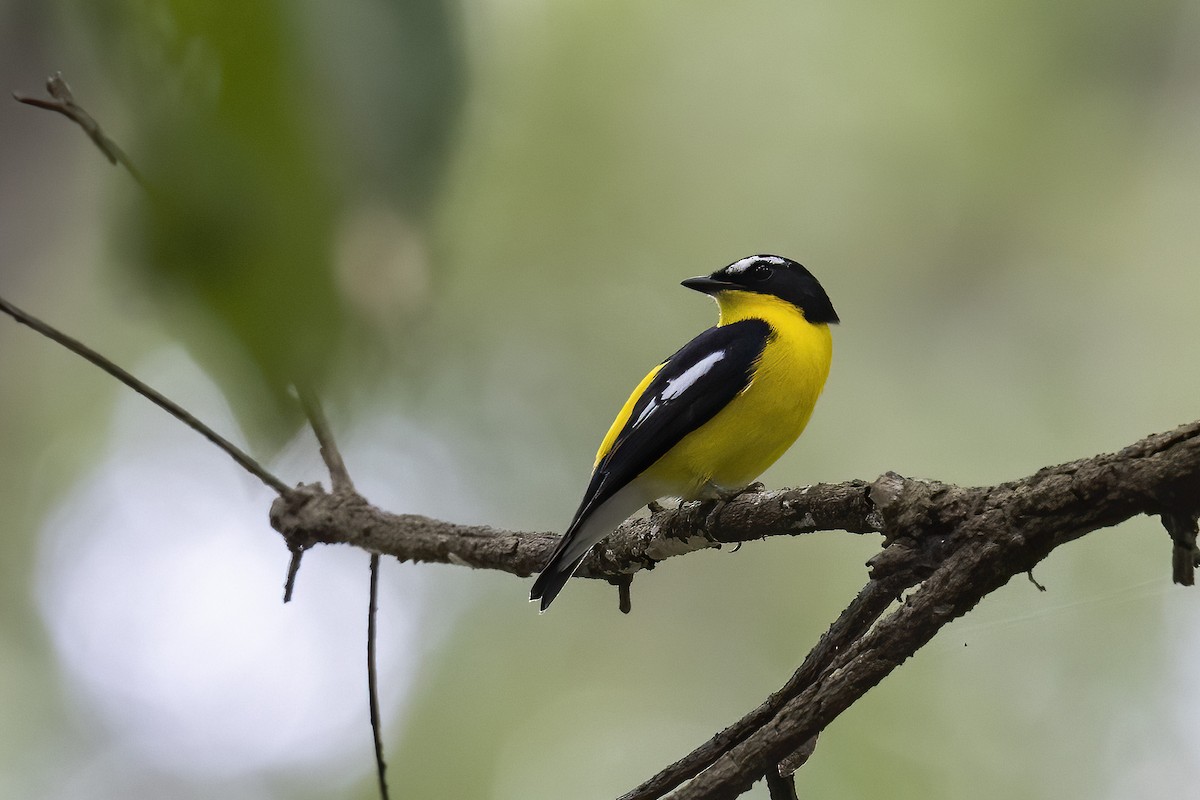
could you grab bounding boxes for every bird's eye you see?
[747,263,771,281]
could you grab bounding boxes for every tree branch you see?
[621,419,1200,799]
[269,480,880,581]
[618,577,904,800]
[270,420,1200,594]
[0,293,292,497]
[265,419,1199,799]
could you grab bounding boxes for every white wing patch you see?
[632,350,727,428]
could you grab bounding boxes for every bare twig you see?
[10,74,289,496]
[0,293,292,496]
[294,386,388,800]
[298,385,355,494]
[1026,569,1047,592]
[282,545,307,603]
[367,553,390,800]
[286,387,356,601]
[14,72,150,189]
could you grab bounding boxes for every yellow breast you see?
[644,290,833,497]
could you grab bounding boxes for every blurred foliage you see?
[3,0,1200,799]
[62,0,464,445]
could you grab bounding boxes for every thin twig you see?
[11,76,289,494]
[297,386,355,494]
[282,546,307,603]
[367,553,390,800]
[285,387,356,601]
[296,388,386,798]
[14,72,150,190]
[0,293,292,496]
[15,72,148,186]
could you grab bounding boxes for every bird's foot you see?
[718,481,765,502]
[697,483,764,540]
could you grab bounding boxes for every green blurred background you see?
[2,1,1200,798]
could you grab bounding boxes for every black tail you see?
[529,553,586,612]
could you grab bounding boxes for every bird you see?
[529,254,839,611]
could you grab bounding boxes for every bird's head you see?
[682,255,839,325]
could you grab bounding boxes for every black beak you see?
[681,275,734,294]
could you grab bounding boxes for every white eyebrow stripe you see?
[724,255,784,275]
[632,350,727,428]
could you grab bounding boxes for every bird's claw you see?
[722,481,764,502]
[696,483,764,540]
[702,501,723,542]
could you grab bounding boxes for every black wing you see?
[530,319,772,609]
[568,318,772,531]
